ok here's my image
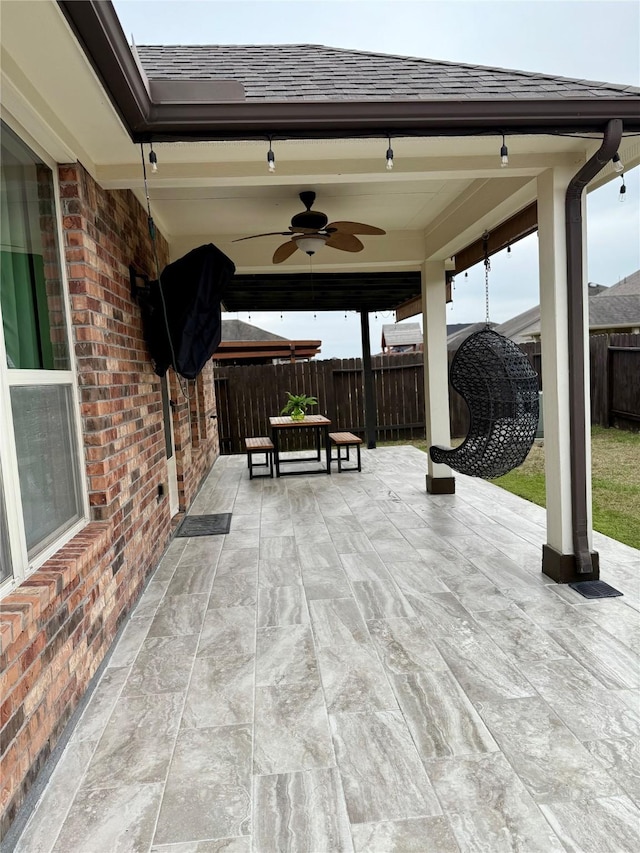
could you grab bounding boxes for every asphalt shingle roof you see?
[135,44,639,102]
[221,319,287,342]
[595,270,640,296]
[589,294,640,326]
[382,322,422,347]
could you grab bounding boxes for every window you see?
[0,120,87,592]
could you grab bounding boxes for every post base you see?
[426,475,456,495]
[541,544,600,584]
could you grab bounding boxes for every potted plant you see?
[280,391,318,421]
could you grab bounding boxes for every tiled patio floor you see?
[10,447,640,852]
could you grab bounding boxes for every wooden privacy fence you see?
[590,333,640,430]
[214,353,425,455]
[213,334,638,454]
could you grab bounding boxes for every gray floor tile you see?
[84,693,182,788]
[385,560,451,596]
[154,725,251,845]
[548,624,640,689]
[148,594,208,638]
[392,671,498,759]
[473,605,570,663]
[166,561,218,596]
[152,836,251,851]
[122,635,198,697]
[107,616,157,669]
[197,606,256,657]
[539,795,640,853]
[73,667,129,742]
[297,541,342,570]
[351,817,459,852]
[180,537,224,566]
[258,558,302,587]
[521,659,640,741]
[14,740,98,853]
[330,710,441,823]
[52,782,164,853]
[404,591,479,638]
[435,632,536,704]
[215,548,259,576]
[339,552,391,582]
[257,585,308,627]
[255,625,318,686]
[427,752,565,853]
[260,536,298,561]
[443,574,513,613]
[182,654,254,728]
[583,737,640,806]
[253,682,334,775]
[367,617,448,674]
[352,579,414,620]
[317,643,397,713]
[208,572,257,608]
[478,697,622,802]
[309,598,368,648]
[253,768,353,853]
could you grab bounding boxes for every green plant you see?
[280,391,318,420]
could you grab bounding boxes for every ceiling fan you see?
[232,191,386,263]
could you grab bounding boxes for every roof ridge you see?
[135,43,640,95]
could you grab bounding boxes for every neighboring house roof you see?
[221,319,287,342]
[216,320,321,362]
[594,270,640,296]
[493,306,542,344]
[381,322,422,348]
[446,323,471,337]
[447,322,496,350]
[135,44,640,102]
[589,294,640,327]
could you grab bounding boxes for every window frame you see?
[0,114,89,598]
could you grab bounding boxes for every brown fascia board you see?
[57,2,640,141]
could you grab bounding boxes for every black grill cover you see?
[141,243,235,380]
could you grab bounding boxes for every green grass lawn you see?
[382,427,640,549]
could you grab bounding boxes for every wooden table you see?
[269,415,332,477]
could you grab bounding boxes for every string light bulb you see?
[500,134,509,167]
[612,152,624,173]
[267,138,275,173]
[149,145,158,174]
[507,245,512,258]
[619,174,626,202]
[386,136,394,171]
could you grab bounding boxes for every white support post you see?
[421,261,455,494]
[537,165,594,575]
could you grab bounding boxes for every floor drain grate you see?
[568,580,623,599]
[176,513,232,537]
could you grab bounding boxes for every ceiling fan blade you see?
[325,233,364,252]
[273,240,299,264]
[289,226,318,234]
[326,221,386,236]
[232,232,291,243]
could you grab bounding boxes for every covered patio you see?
[9,446,639,852]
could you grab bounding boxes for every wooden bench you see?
[245,436,274,479]
[329,432,362,472]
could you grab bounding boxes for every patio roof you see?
[135,43,639,102]
[222,271,423,312]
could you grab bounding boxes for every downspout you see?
[565,118,622,573]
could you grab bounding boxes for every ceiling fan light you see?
[295,235,328,255]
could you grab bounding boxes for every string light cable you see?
[139,143,189,400]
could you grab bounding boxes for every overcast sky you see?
[113,0,640,358]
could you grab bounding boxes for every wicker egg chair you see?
[429,328,539,479]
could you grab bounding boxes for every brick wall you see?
[0,163,220,833]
